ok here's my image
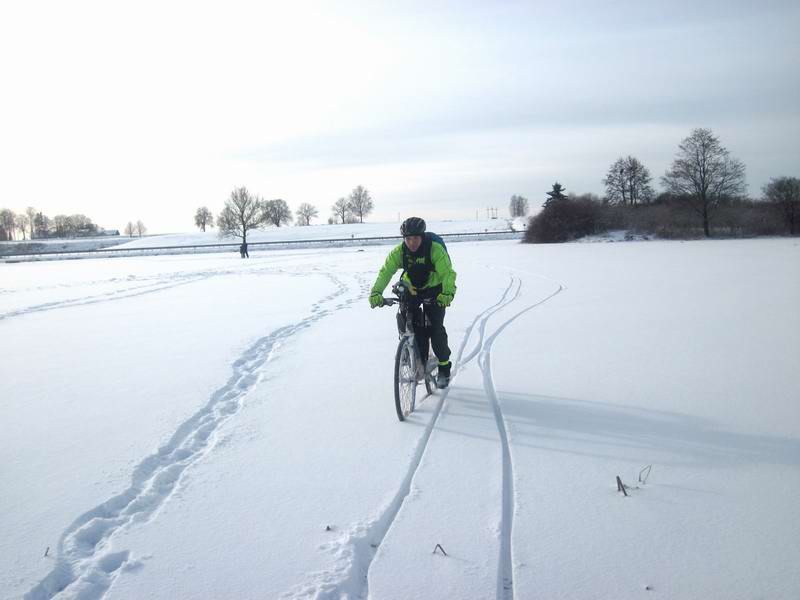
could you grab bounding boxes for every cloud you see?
[0,0,798,231]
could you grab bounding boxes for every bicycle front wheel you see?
[394,339,417,421]
[424,357,437,396]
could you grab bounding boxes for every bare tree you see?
[194,207,214,232]
[662,128,747,237]
[263,199,293,227]
[331,197,350,224]
[53,215,71,237]
[1,209,16,240]
[763,176,800,235]
[71,214,96,236]
[296,203,319,226]
[124,221,135,237]
[217,186,265,244]
[347,185,373,223]
[33,212,50,238]
[25,207,37,239]
[15,213,30,240]
[509,195,529,218]
[134,221,147,237]
[603,156,654,205]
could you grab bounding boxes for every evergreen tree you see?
[544,182,568,208]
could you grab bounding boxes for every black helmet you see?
[400,217,426,236]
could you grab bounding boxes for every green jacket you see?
[371,236,457,299]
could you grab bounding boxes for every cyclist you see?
[369,217,457,388]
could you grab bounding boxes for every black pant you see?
[417,301,450,365]
[395,284,451,365]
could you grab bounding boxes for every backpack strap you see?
[401,234,435,288]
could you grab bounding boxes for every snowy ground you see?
[2,238,799,600]
[0,218,527,261]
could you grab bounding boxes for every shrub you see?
[523,192,790,243]
[524,195,602,243]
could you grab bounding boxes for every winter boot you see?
[436,361,451,389]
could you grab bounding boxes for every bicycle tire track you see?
[456,276,521,372]
[24,273,358,600]
[0,262,315,322]
[279,278,528,600]
[477,281,565,600]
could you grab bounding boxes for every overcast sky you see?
[1,0,798,233]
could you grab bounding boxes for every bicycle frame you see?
[385,282,431,358]
[383,282,437,420]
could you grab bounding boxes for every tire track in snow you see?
[25,273,361,600]
[280,277,529,600]
[476,278,565,600]
[0,263,309,322]
[0,275,208,321]
[455,276,520,372]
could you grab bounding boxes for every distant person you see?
[240,242,249,258]
[368,217,456,388]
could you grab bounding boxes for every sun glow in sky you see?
[1,0,798,233]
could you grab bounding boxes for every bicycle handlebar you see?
[381,296,434,307]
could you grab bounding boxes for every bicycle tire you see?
[424,358,436,396]
[394,339,416,421]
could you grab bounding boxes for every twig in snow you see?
[616,476,628,496]
[44,547,49,558]
[639,465,652,484]
[433,544,448,556]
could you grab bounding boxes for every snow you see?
[2,236,799,600]
[113,219,515,250]
[0,237,126,257]
[575,229,651,243]
[2,219,517,260]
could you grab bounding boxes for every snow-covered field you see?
[2,237,799,600]
[113,219,519,250]
[0,237,126,257]
[1,220,520,260]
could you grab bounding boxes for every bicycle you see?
[381,281,439,421]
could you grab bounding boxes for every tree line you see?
[520,128,799,242]
[193,185,375,241]
[0,207,152,242]
[0,208,105,241]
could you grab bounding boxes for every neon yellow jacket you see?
[371,236,457,299]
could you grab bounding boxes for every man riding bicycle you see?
[369,217,457,389]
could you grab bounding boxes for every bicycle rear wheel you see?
[394,339,416,421]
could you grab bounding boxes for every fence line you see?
[2,230,523,262]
